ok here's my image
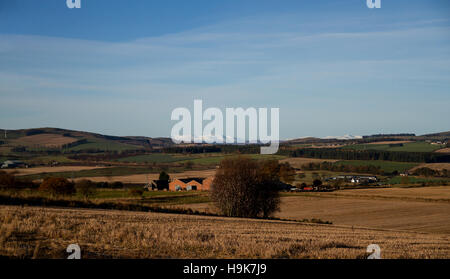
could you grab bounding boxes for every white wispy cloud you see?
[0,16,449,137]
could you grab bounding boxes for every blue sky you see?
[0,0,449,139]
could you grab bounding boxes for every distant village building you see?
[326,175,378,184]
[1,160,28,169]
[169,177,213,191]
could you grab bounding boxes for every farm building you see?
[326,175,378,184]
[169,177,213,191]
[1,160,28,169]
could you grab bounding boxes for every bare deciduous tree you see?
[211,157,281,218]
[39,177,75,197]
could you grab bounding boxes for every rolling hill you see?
[0,127,174,152]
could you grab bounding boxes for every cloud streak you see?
[0,16,449,137]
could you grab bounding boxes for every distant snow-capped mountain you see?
[171,135,274,144]
[323,135,363,140]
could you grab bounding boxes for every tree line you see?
[290,148,450,163]
[162,144,263,154]
[362,133,416,138]
[301,161,383,175]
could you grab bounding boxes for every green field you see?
[335,160,418,173]
[341,142,443,153]
[117,154,197,163]
[387,176,450,185]
[3,188,210,206]
[248,154,288,160]
[116,153,286,165]
[0,130,27,140]
[0,155,10,162]
[295,170,343,184]
[290,144,312,148]
[387,142,444,152]
[116,153,287,165]
[26,155,76,164]
[66,138,142,152]
[94,189,192,199]
[94,189,209,205]
[186,155,226,165]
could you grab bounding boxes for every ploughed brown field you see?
[435,148,450,153]
[410,163,450,171]
[5,166,109,176]
[11,134,77,148]
[181,187,450,234]
[1,205,449,259]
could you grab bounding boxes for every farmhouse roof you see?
[178,178,206,184]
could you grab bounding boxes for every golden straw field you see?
[176,186,450,234]
[0,205,449,259]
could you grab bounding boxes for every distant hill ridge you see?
[421,131,450,137]
[1,127,449,149]
[0,127,174,149]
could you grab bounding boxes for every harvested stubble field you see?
[0,205,449,259]
[315,186,450,201]
[275,196,450,234]
[180,187,450,234]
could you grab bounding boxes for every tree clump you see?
[0,171,16,189]
[211,157,281,218]
[39,177,75,197]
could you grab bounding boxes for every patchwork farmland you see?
[0,128,449,258]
